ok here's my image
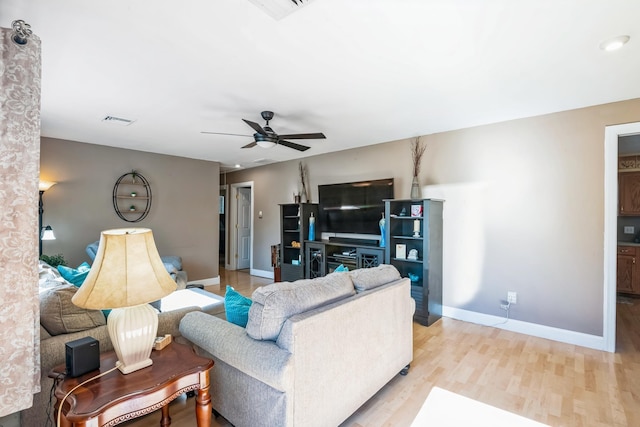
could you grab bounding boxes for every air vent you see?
[253,158,272,164]
[247,0,316,20]
[102,115,135,126]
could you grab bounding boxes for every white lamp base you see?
[107,303,159,374]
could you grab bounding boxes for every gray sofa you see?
[21,263,203,427]
[179,264,415,427]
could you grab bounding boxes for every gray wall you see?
[40,138,220,281]
[226,98,640,337]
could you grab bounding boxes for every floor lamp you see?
[38,180,56,256]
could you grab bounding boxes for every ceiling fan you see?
[201,111,326,152]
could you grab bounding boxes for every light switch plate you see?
[624,226,635,234]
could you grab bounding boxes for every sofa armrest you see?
[157,306,200,337]
[179,311,292,391]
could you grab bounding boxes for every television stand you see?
[305,240,385,279]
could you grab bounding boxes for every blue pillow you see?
[224,285,252,327]
[57,262,91,286]
[334,264,349,272]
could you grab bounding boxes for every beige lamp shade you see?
[72,228,176,309]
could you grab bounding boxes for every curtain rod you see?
[11,19,32,45]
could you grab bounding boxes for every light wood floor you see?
[124,269,640,427]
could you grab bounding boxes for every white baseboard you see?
[442,306,607,352]
[188,276,220,286]
[250,268,274,280]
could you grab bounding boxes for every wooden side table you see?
[49,342,213,427]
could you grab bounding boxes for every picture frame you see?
[411,204,423,217]
[395,244,406,259]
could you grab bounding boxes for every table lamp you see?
[72,228,177,374]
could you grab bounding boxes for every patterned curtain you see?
[0,25,41,416]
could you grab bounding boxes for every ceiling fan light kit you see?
[599,35,630,51]
[203,110,326,152]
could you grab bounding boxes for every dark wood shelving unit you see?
[385,198,443,326]
[280,203,318,282]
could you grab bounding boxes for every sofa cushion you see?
[40,284,106,336]
[57,262,91,286]
[246,272,355,341]
[350,264,401,292]
[225,285,252,327]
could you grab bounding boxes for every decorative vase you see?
[308,212,315,241]
[379,213,386,247]
[410,176,421,199]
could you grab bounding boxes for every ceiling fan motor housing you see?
[254,133,277,143]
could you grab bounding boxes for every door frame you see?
[219,184,227,266]
[227,181,254,271]
[604,121,640,352]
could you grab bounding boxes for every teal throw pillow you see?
[225,285,252,327]
[334,264,349,272]
[57,262,91,286]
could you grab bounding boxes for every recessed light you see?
[599,35,630,51]
[235,164,241,168]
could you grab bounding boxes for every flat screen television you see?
[318,178,394,235]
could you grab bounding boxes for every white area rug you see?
[411,387,550,426]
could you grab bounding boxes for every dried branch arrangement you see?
[299,162,310,202]
[411,137,427,178]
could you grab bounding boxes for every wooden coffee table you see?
[49,342,213,427]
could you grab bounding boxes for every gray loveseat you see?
[179,264,414,427]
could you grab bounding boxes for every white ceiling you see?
[3,0,640,171]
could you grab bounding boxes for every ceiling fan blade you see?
[201,131,252,137]
[277,132,326,140]
[241,141,257,149]
[243,119,267,135]
[278,140,310,152]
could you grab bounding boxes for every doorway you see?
[604,121,640,352]
[227,181,254,271]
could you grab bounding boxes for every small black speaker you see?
[65,336,100,377]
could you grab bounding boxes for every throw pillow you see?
[40,284,106,336]
[225,285,252,327]
[350,264,401,292]
[246,273,355,341]
[57,262,91,286]
[334,263,349,272]
[39,260,67,290]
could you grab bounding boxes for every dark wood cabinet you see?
[619,172,640,215]
[385,198,443,326]
[617,245,640,295]
[280,203,318,282]
[304,241,384,278]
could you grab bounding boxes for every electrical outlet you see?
[624,226,635,234]
[507,291,517,304]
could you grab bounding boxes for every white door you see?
[236,187,251,269]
